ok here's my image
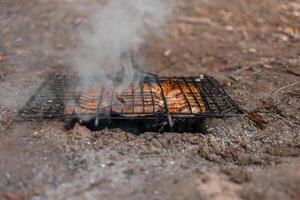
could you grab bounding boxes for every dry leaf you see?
[283,26,297,36]
[220,10,234,21]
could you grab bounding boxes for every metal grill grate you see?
[19,74,241,129]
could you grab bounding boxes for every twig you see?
[286,91,300,97]
[245,111,268,129]
[272,80,300,94]
[286,66,300,77]
[227,74,239,82]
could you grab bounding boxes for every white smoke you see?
[69,0,173,86]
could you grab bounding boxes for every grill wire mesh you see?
[19,74,241,129]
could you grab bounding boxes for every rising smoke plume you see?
[70,0,174,87]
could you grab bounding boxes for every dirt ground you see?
[0,0,300,199]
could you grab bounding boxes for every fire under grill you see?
[19,73,241,132]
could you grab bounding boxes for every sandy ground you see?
[0,0,300,199]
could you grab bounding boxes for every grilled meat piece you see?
[64,79,206,117]
[161,80,206,113]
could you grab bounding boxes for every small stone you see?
[33,131,41,138]
[294,11,300,17]
[280,35,289,41]
[248,48,257,54]
[164,49,172,57]
[225,25,234,31]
